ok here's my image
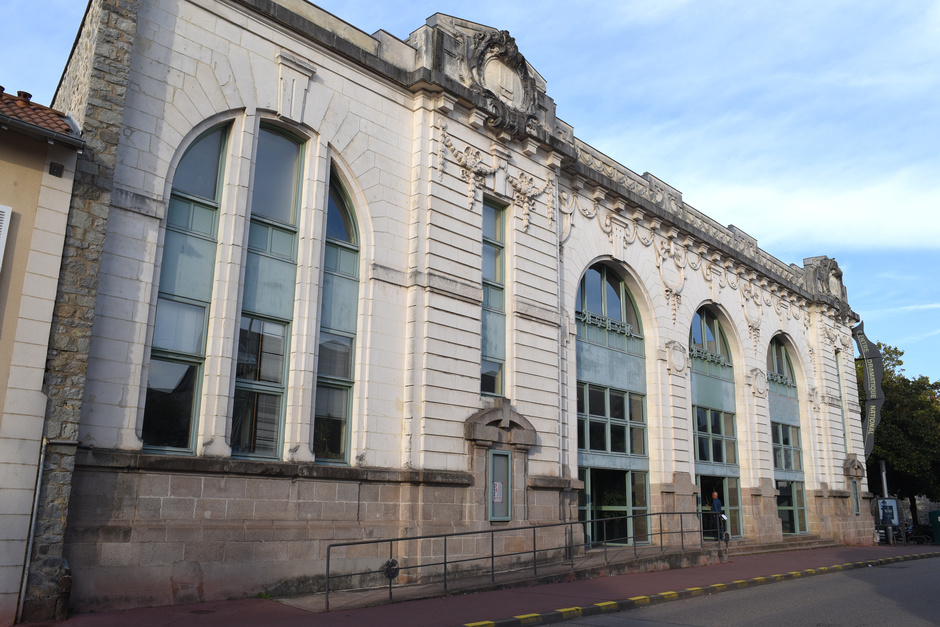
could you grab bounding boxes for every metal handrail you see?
[324,509,727,611]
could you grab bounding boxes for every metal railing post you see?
[388,541,394,604]
[680,511,685,552]
[532,527,538,577]
[443,536,448,595]
[325,545,331,612]
[491,530,496,584]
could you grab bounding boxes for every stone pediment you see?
[464,398,536,448]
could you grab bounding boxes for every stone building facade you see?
[22,0,873,618]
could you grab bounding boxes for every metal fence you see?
[324,510,727,611]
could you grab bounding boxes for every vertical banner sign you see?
[851,322,884,457]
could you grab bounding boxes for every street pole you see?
[880,460,893,546]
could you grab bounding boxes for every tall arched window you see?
[314,175,359,462]
[690,306,739,538]
[767,336,806,534]
[575,263,648,545]
[142,126,227,452]
[231,126,303,458]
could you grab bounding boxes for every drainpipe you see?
[16,437,79,623]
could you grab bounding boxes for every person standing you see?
[711,491,727,540]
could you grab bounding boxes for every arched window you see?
[767,336,806,534]
[690,305,739,539]
[142,126,227,451]
[231,126,303,457]
[314,175,359,461]
[575,263,648,545]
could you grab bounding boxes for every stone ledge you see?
[527,476,584,491]
[75,448,473,486]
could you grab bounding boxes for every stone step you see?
[727,536,842,557]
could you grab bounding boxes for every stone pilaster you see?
[22,1,140,621]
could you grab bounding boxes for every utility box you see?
[929,511,940,545]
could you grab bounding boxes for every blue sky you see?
[4,0,939,381]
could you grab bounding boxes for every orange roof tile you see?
[0,87,76,138]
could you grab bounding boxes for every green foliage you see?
[858,344,940,512]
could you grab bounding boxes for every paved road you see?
[564,556,940,626]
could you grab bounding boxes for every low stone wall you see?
[63,448,579,611]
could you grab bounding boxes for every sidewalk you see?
[24,544,939,627]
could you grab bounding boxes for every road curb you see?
[462,551,940,627]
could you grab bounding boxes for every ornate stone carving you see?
[507,171,553,231]
[665,340,687,374]
[439,124,505,209]
[460,29,539,141]
[748,368,768,398]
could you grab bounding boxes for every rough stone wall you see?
[23,1,140,621]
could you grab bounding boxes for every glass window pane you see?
[623,293,639,333]
[483,242,501,284]
[697,436,709,461]
[231,388,280,456]
[153,299,205,355]
[577,384,585,415]
[167,197,191,230]
[318,331,353,380]
[704,314,717,353]
[160,230,217,301]
[712,438,723,463]
[630,395,644,423]
[784,449,793,470]
[173,127,224,200]
[605,273,622,322]
[236,317,286,384]
[691,312,703,347]
[577,417,585,450]
[630,426,645,456]
[247,221,268,251]
[610,424,626,453]
[696,407,708,432]
[327,185,355,243]
[320,270,359,334]
[794,450,802,471]
[243,250,297,320]
[781,426,791,446]
[589,386,606,418]
[774,446,783,469]
[584,267,603,316]
[481,309,506,361]
[483,202,501,242]
[723,413,735,437]
[589,421,606,451]
[725,440,736,464]
[772,424,780,444]
[191,203,215,236]
[632,472,648,508]
[609,391,625,420]
[251,129,299,225]
[711,411,722,435]
[314,385,348,460]
[142,359,197,449]
[481,359,502,395]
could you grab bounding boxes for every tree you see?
[857,344,940,528]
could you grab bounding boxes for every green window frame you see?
[142,125,228,452]
[488,450,512,521]
[233,126,303,458]
[694,406,737,465]
[481,199,506,396]
[314,175,359,462]
[575,264,643,352]
[772,422,802,471]
[576,383,646,456]
[776,480,808,534]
